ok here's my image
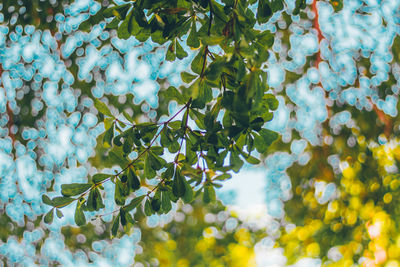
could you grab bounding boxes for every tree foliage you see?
[40,0,308,235]
[3,0,400,266]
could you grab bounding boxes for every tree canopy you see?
[1,0,400,266]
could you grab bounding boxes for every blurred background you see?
[0,0,400,266]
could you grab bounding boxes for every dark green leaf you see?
[56,209,64,219]
[187,21,200,48]
[182,180,194,204]
[257,1,272,24]
[44,209,54,224]
[115,180,127,206]
[203,185,216,203]
[254,128,278,153]
[213,173,232,181]
[61,183,92,197]
[125,195,145,212]
[117,10,133,39]
[244,155,261,164]
[51,196,75,208]
[127,168,141,191]
[166,41,176,61]
[42,195,53,206]
[161,191,172,213]
[74,205,86,226]
[175,40,188,59]
[181,72,197,84]
[92,174,110,184]
[191,48,205,75]
[103,126,114,147]
[150,198,161,212]
[230,150,244,172]
[94,99,113,117]
[111,214,120,238]
[144,199,153,216]
[172,170,186,197]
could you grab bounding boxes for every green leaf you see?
[117,10,133,39]
[111,214,120,238]
[200,35,225,46]
[56,209,64,218]
[191,80,212,109]
[166,41,176,61]
[42,195,53,206]
[230,150,244,172]
[181,72,197,84]
[256,31,274,49]
[203,185,216,204]
[51,196,75,208]
[104,117,114,130]
[106,17,120,29]
[115,180,127,206]
[172,170,186,197]
[120,208,127,226]
[175,40,188,59]
[74,205,86,226]
[182,180,194,204]
[94,98,113,117]
[254,129,278,153]
[191,48,205,75]
[61,183,92,197]
[205,58,224,81]
[92,174,110,184]
[213,173,232,181]
[187,21,200,48]
[103,126,114,148]
[244,155,261,165]
[270,0,284,12]
[125,195,145,212]
[127,169,141,191]
[144,153,157,179]
[87,188,105,211]
[122,111,134,123]
[144,199,153,216]
[257,1,272,24]
[250,117,264,131]
[211,1,228,22]
[150,198,161,212]
[148,152,166,170]
[95,188,105,210]
[128,11,140,35]
[44,209,54,224]
[161,191,172,213]
[123,137,133,154]
[265,94,279,110]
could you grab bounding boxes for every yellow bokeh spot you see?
[350,183,362,195]
[357,136,366,145]
[370,182,380,192]
[342,167,355,179]
[358,152,366,163]
[306,242,320,257]
[297,228,309,241]
[350,197,361,210]
[195,239,207,252]
[390,180,400,191]
[384,193,392,204]
[386,261,400,267]
[331,222,343,232]
[383,176,392,186]
[166,240,177,250]
[177,258,190,267]
[388,245,400,259]
[345,210,358,225]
